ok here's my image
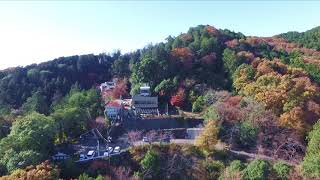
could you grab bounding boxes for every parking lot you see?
[73,129,129,162]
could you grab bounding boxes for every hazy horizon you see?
[0,1,319,70]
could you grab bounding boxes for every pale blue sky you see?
[0,1,319,69]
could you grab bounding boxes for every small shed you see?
[52,152,70,161]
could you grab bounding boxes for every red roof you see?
[106,101,122,108]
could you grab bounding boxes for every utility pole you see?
[106,125,111,165]
[97,139,100,157]
[166,103,169,115]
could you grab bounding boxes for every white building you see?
[100,79,117,92]
[100,82,115,92]
[140,85,151,96]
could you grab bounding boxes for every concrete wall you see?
[123,117,203,131]
[186,128,204,139]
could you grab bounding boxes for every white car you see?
[107,136,112,143]
[108,146,113,153]
[103,152,109,157]
[142,137,149,142]
[87,150,95,158]
[114,146,120,153]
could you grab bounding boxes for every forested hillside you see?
[0,54,111,113]
[278,26,320,50]
[1,24,320,179]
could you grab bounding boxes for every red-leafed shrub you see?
[171,48,194,69]
[205,25,220,37]
[201,53,217,65]
[225,39,239,48]
[111,78,129,99]
[170,88,186,108]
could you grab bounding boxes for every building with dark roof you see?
[132,85,159,116]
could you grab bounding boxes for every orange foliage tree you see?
[205,25,220,37]
[233,59,320,133]
[200,53,217,65]
[170,88,186,108]
[111,78,129,99]
[0,161,59,180]
[171,48,194,69]
[279,107,305,133]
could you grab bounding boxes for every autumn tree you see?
[171,47,194,69]
[108,166,133,180]
[196,120,219,152]
[0,160,59,180]
[216,96,243,123]
[279,107,305,133]
[163,151,193,179]
[200,53,217,66]
[233,59,320,133]
[111,78,129,99]
[170,88,186,108]
[127,130,142,146]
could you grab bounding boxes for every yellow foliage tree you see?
[233,59,320,132]
[279,107,305,133]
[196,120,219,152]
[0,160,59,180]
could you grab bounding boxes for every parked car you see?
[114,146,120,153]
[107,146,113,153]
[107,136,112,143]
[142,136,149,142]
[103,152,109,157]
[87,150,95,158]
[79,154,86,160]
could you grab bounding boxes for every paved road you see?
[74,130,297,166]
[228,149,298,166]
[73,128,130,162]
[132,139,195,146]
